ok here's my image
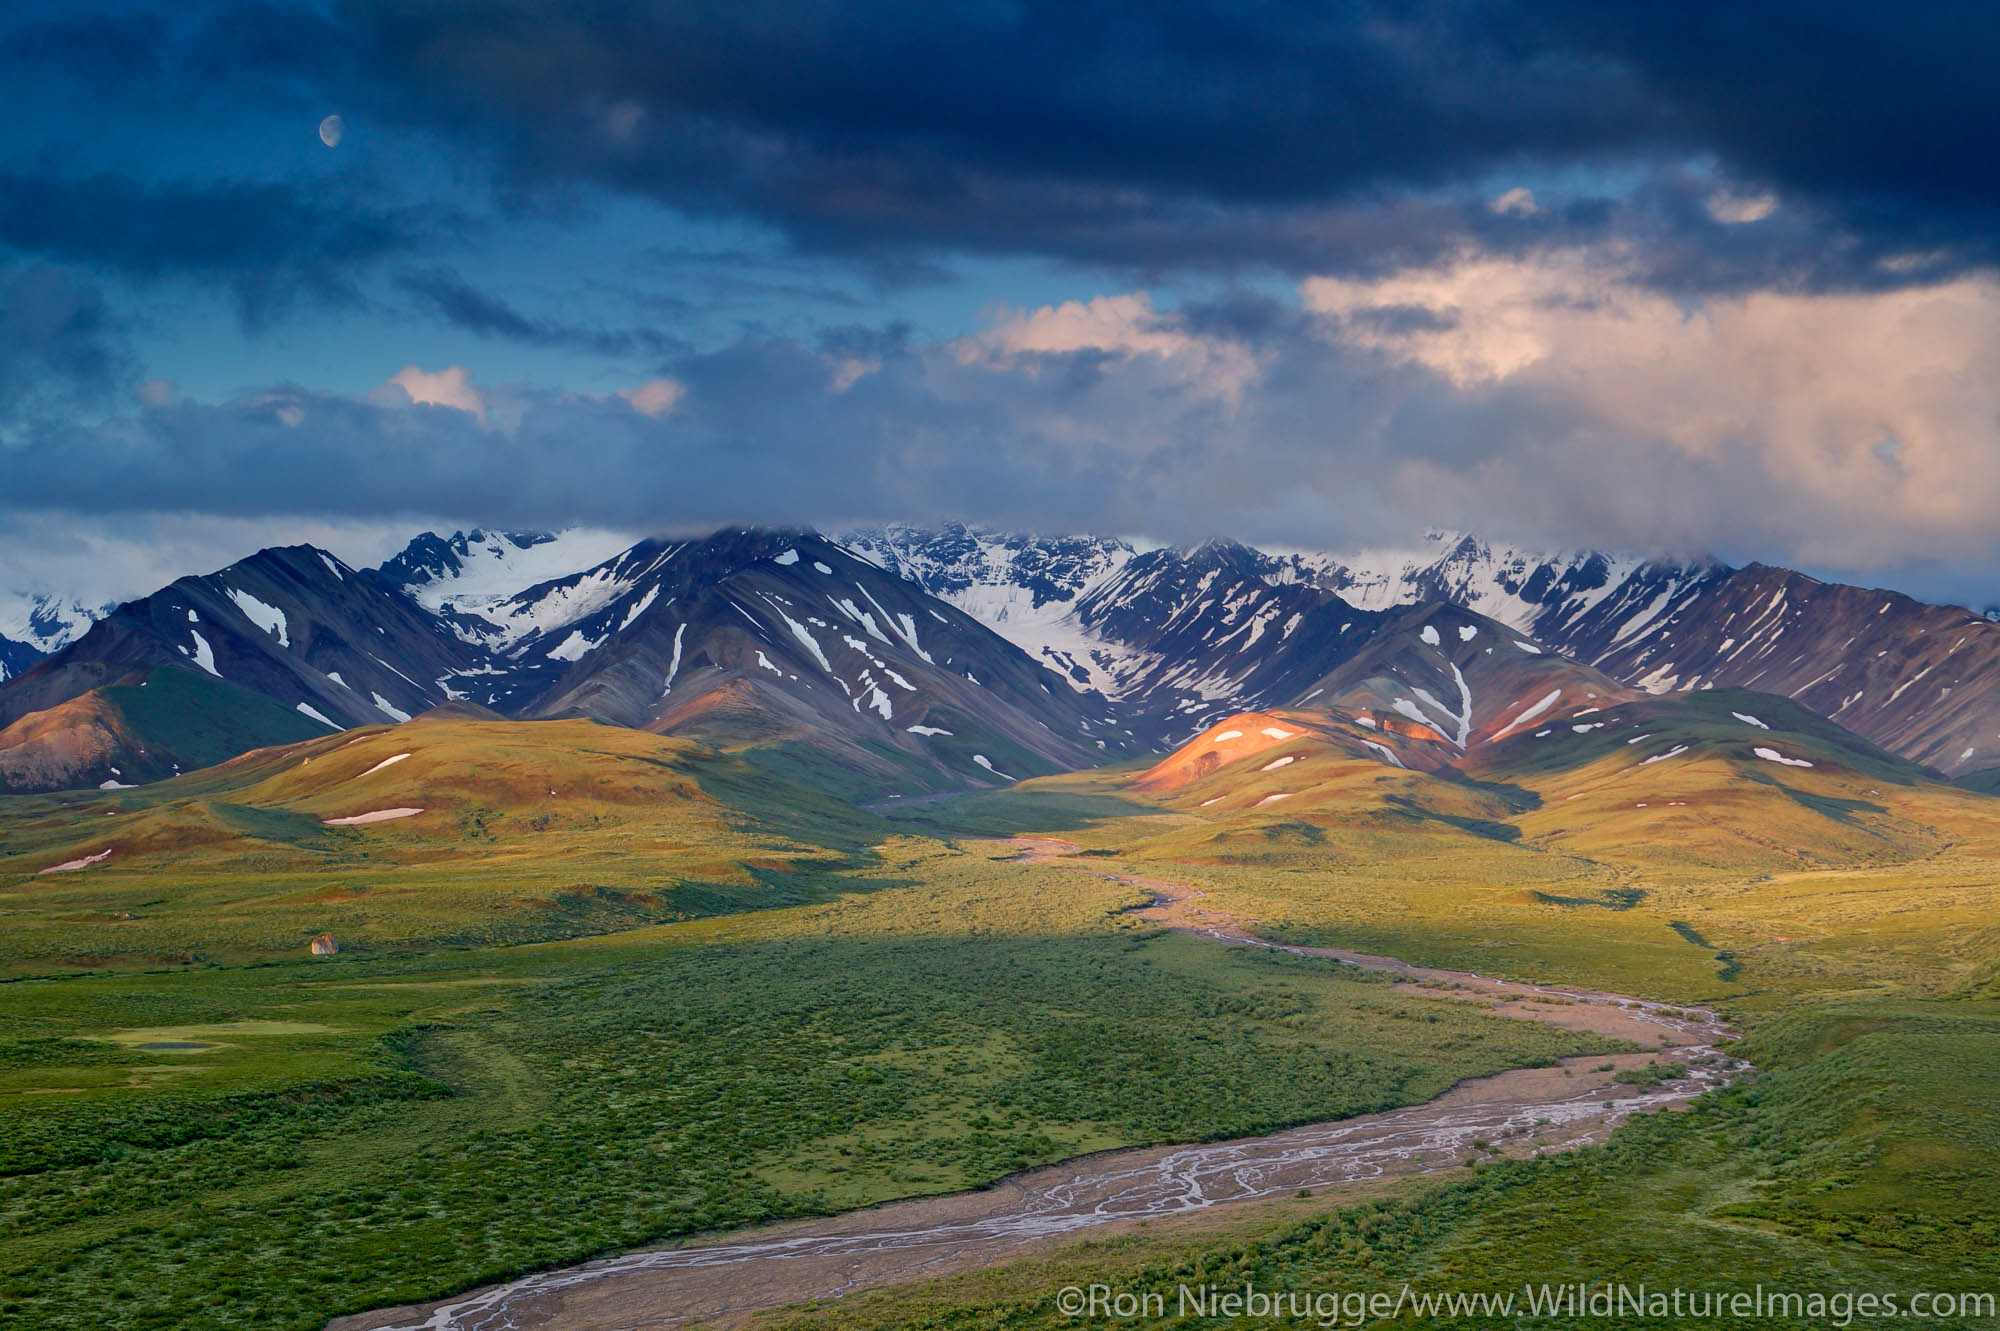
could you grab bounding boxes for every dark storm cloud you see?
[8,0,1990,319]
[333,0,2000,289]
[0,265,135,439]
[396,266,685,358]
[4,2,344,106]
[0,171,450,328]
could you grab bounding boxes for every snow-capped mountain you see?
[839,523,1143,691]
[1261,531,1697,636]
[0,546,490,790]
[842,527,1630,752]
[842,525,2000,777]
[382,527,637,622]
[0,529,1132,795]
[0,592,110,682]
[1533,563,2000,777]
[15,519,2000,794]
[467,530,1130,789]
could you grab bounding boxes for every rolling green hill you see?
[0,716,893,971]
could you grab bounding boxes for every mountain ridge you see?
[10,521,2000,795]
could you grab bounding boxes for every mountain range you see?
[6,522,2000,796]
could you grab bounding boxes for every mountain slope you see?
[0,591,108,682]
[0,546,494,788]
[0,530,1136,797]
[0,667,332,792]
[1526,563,2000,777]
[382,527,636,619]
[0,716,900,965]
[462,529,1134,796]
[852,525,2000,778]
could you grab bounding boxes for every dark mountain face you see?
[0,545,485,735]
[0,636,40,684]
[0,547,490,789]
[846,526,2000,779]
[461,529,1132,792]
[1062,540,1384,736]
[16,520,2000,795]
[1284,602,1636,765]
[0,530,1133,796]
[1525,563,2000,777]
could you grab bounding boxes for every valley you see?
[13,11,1994,1329]
[3,524,2000,1330]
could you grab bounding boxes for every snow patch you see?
[187,630,219,676]
[547,630,605,662]
[372,693,413,723]
[1211,730,1244,742]
[357,752,411,778]
[226,588,290,647]
[1753,746,1814,768]
[1256,792,1294,806]
[1731,711,1770,729]
[39,848,113,874]
[661,623,687,694]
[772,548,801,565]
[1419,625,1441,646]
[1640,745,1690,765]
[619,585,661,630]
[297,702,340,729]
[907,725,953,736]
[1494,688,1562,739]
[1361,740,1403,767]
[972,754,1015,781]
[323,808,425,826]
[1458,625,1478,642]
[1261,755,1297,771]
[767,601,833,672]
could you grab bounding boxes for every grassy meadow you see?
[768,1000,2000,1330]
[826,701,2000,1328]
[0,838,1604,1330]
[0,719,896,971]
[6,698,2000,1329]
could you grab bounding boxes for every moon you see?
[318,115,344,148]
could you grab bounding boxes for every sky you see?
[6,0,2000,613]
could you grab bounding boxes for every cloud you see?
[1304,250,2000,569]
[380,365,485,419]
[0,171,447,327]
[0,263,134,442]
[0,510,421,622]
[1706,190,1778,225]
[395,266,681,357]
[621,378,684,416]
[8,249,2000,608]
[954,292,1263,404]
[314,0,2000,291]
